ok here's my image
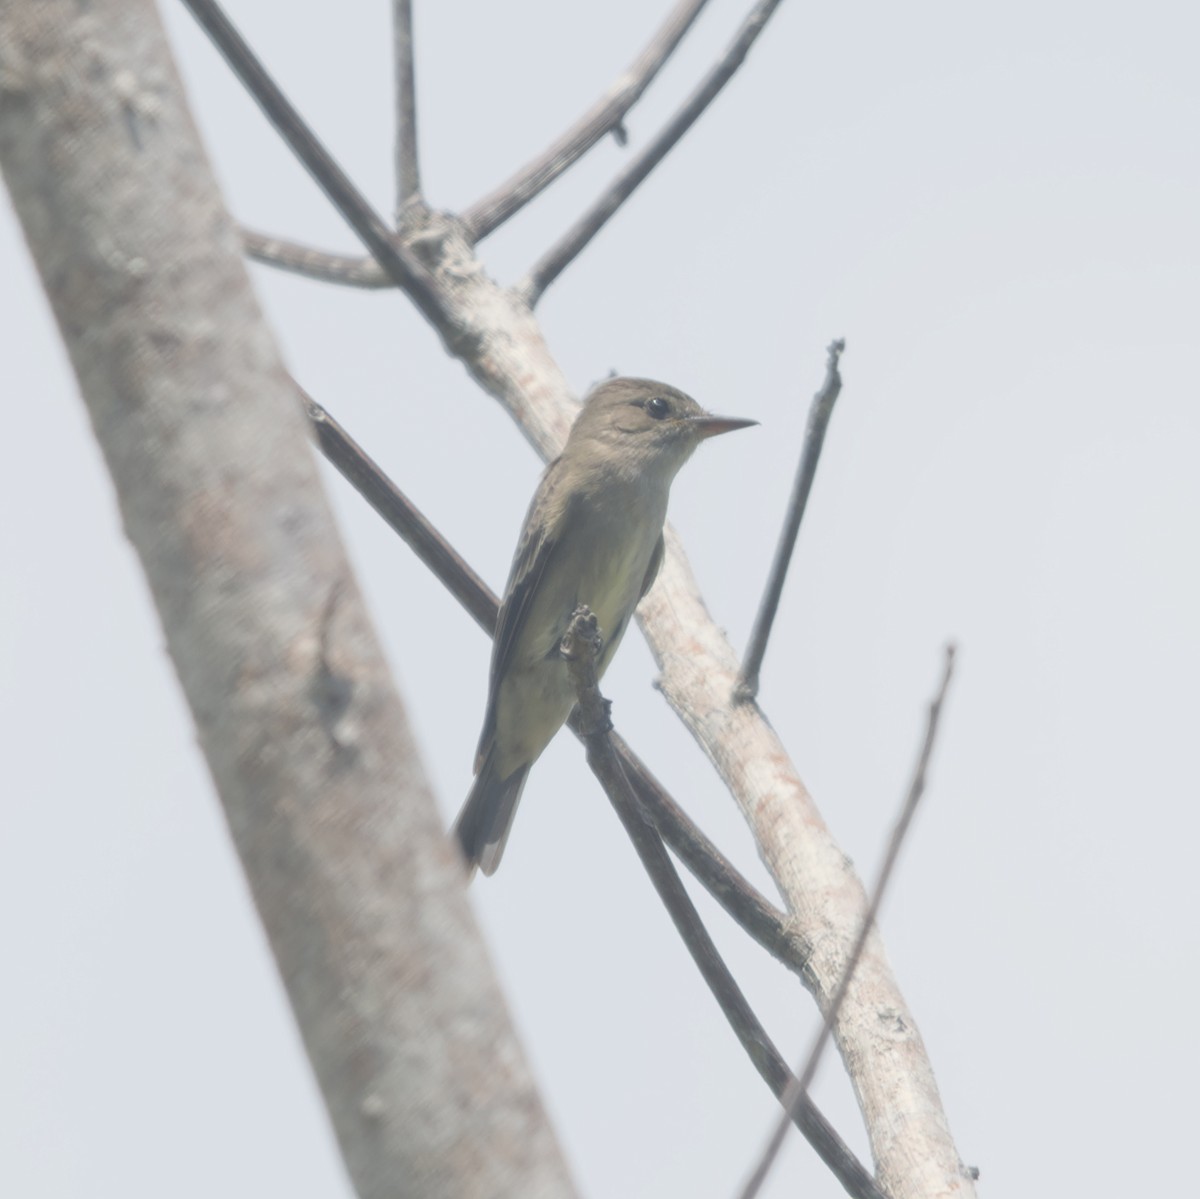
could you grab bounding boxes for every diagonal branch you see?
[609,732,808,970]
[242,227,391,288]
[302,390,496,633]
[739,645,958,1199]
[392,0,421,213]
[737,339,844,701]
[181,0,450,333]
[302,387,805,971]
[518,0,786,306]
[560,609,886,1199]
[462,0,711,242]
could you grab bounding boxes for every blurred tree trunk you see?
[0,4,577,1198]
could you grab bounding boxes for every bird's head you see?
[566,377,756,479]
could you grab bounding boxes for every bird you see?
[453,376,756,875]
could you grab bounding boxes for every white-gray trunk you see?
[0,4,576,1197]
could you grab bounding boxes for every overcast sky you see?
[3,1,1198,1196]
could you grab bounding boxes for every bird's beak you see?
[688,414,759,440]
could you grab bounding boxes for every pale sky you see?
[3,1,1198,1195]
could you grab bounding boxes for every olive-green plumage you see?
[454,376,755,875]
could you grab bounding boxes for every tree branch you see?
[608,732,809,970]
[737,338,844,701]
[392,0,421,213]
[518,0,786,306]
[461,0,711,242]
[739,645,958,1199]
[181,0,451,334]
[242,227,391,288]
[560,610,887,1199]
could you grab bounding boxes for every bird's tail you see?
[453,748,531,877]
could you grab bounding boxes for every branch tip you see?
[462,0,711,240]
[738,336,846,699]
[523,0,786,303]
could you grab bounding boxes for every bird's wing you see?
[639,532,665,601]
[595,530,665,678]
[474,456,569,770]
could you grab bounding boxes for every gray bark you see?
[0,4,576,1197]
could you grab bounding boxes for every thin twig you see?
[737,339,844,702]
[462,0,711,242]
[242,228,391,288]
[518,0,786,307]
[181,0,449,332]
[737,644,958,1199]
[301,385,805,971]
[392,0,422,213]
[561,609,887,1199]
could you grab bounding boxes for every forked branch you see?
[519,0,786,306]
[462,0,711,241]
[182,0,449,331]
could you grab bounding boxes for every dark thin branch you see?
[301,389,496,634]
[462,0,711,242]
[737,339,844,702]
[392,0,422,213]
[518,0,786,307]
[242,228,391,288]
[608,732,808,971]
[301,386,805,971]
[560,609,887,1199]
[738,644,958,1199]
[181,0,450,332]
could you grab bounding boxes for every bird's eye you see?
[646,396,671,420]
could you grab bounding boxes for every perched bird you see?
[454,376,756,875]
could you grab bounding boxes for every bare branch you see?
[301,390,496,633]
[181,0,451,334]
[393,0,421,213]
[242,227,391,288]
[738,644,959,1199]
[560,610,887,1199]
[737,339,844,702]
[519,0,786,306]
[302,387,806,970]
[607,732,808,970]
[462,0,711,242]
[637,529,975,1197]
